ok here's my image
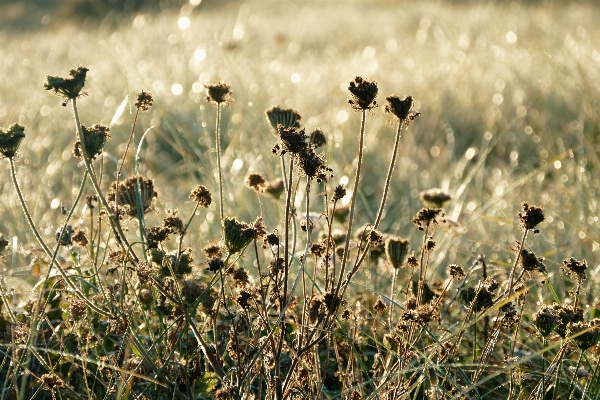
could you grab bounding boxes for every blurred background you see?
[1,0,599,300]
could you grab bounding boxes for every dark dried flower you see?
[181,280,203,303]
[189,185,212,207]
[500,302,519,328]
[245,172,266,192]
[568,320,600,350]
[384,94,419,121]
[162,209,184,235]
[265,106,302,131]
[555,304,584,338]
[73,124,110,159]
[159,249,193,277]
[264,232,279,247]
[448,264,465,280]
[273,125,308,155]
[296,148,333,182]
[202,242,224,259]
[385,236,410,269]
[223,217,256,253]
[373,297,387,313]
[412,280,437,304]
[205,81,233,105]
[420,188,452,208]
[236,290,253,309]
[309,294,325,323]
[407,253,419,268]
[518,202,545,231]
[146,226,170,250]
[55,225,73,246]
[69,298,87,320]
[411,207,445,230]
[401,304,438,324]
[348,76,378,111]
[230,267,250,287]
[43,66,88,101]
[207,257,224,273]
[269,257,284,275]
[459,279,497,312]
[135,90,153,112]
[332,185,347,202]
[309,127,327,148]
[107,176,157,219]
[264,178,285,199]
[71,229,88,247]
[562,257,587,281]
[39,373,65,391]
[533,305,559,337]
[310,242,327,257]
[0,123,25,159]
[519,248,546,273]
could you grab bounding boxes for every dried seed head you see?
[568,321,600,350]
[202,242,224,259]
[310,241,327,257]
[69,298,87,320]
[72,124,110,159]
[518,202,545,231]
[264,178,285,199]
[236,290,253,309]
[159,249,193,277]
[162,209,185,235]
[207,257,224,273]
[332,185,347,202]
[71,228,88,247]
[135,90,153,112]
[518,248,546,273]
[39,373,65,391]
[145,226,170,250]
[264,232,279,247]
[385,236,410,269]
[0,123,25,159]
[245,172,266,192]
[411,207,446,230]
[420,188,452,208]
[43,66,89,101]
[205,81,233,105]
[555,304,584,338]
[223,217,256,253]
[458,279,497,312]
[107,176,157,219]
[189,185,212,208]
[448,264,465,280]
[296,148,333,182]
[533,305,559,337]
[384,94,418,121]
[412,280,437,304]
[55,225,73,246]
[265,106,302,131]
[309,127,327,148]
[373,297,387,313]
[562,257,587,281]
[273,125,309,155]
[348,76,378,111]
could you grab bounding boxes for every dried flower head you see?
[39,373,65,391]
[518,248,546,273]
[411,207,446,230]
[373,297,387,313]
[533,305,559,337]
[555,304,584,338]
[385,236,410,269]
[43,66,89,101]
[568,320,600,350]
[518,202,545,231]
[223,217,255,253]
[448,264,465,280]
[264,178,285,199]
[159,249,193,277]
[190,184,212,207]
[145,226,170,250]
[309,127,327,148]
[296,148,333,182]
[205,81,233,105]
[348,76,378,111]
[265,106,302,131]
[458,279,498,312]
[207,257,224,273]
[73,124,110,159]
[0,123,25,159]
[273,125,309,155]
[412,280,438,304]
[245,172,266,192]
[71,228,88,247]
[135,90,153,112]
[562,257,587,281]
[107,176,157,219]
[384,95,419,121]
[420,188,452,208]
[162,209,184,235]
[69,298,87,320]
[332,185,347,202]
[55,225,73,246]
[202,242,224,259]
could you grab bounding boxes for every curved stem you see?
[373,119,404,230]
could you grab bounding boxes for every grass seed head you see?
[348,76,378,111]
[0,123,25,159]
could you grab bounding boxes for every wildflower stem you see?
[566,350,584,400]
[506,229,529,299]
[114,106,140,223]
[373,119,404,229]
[215,102,225,227]
[71,98,138,263]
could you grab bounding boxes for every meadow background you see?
[0,0,599,309]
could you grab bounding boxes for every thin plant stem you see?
[114,106,140,219]
[566,350,585,400]
[215,102,224,226]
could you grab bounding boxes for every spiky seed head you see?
[135,90,153,112]
[0,123,25,159]
[107,176,157,219]
[518,202,545,231]
[190,185,212,207]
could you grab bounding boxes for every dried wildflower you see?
[373,297,387,313]
[135,90,153,111]
[519,248,546,273]
[384,94,420,122]
[264,178,285,199]
[309,294,325,323]
[230,267,250,287]
[245,172,266,192]
[236,290,253,309]
[162,209,184,235]
[310,242,327,257]
[332,185,347,202]
[205,81,233,105]
[500,302,519,328]
[448,264,465,280]
[69,298,87,320]
[39,373,65,391]
[459,279,498,312]
[107,175,157,219]
[296,148,333,182]
[138,288,153,305]
[533,305,559,337]
[181,280,203,303]
[401,304,438,324]
[562,257,587,281]
[207,257,224,273]
[264,232,279,247]
[407,253,419,268]
[555,304,584,338]
[568,320,600,350]
[43,66,88,101]
[273,125,309,155]
[518,202,545,231]
[383,332,400,351]
[190,185,212,207]
[0,123,25,159]
[348,76,378,111]
[269,257,284,275]
[265,106,302,131]
[55,225,73,246]
[309,127,327,148]
[202,242,224,259]
[420,188,452,208]
[71,228,88,247]
[72,124,110,159]
[223,217,256,253]
[411,207,445,230]
[146,226,170,250]
[333,203,350,223]
[385,236,410,269]
[412,280,437,304]
[0,235,8,254]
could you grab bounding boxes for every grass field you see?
[1,1,600,398]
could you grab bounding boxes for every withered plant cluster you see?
[0,68,598,400]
